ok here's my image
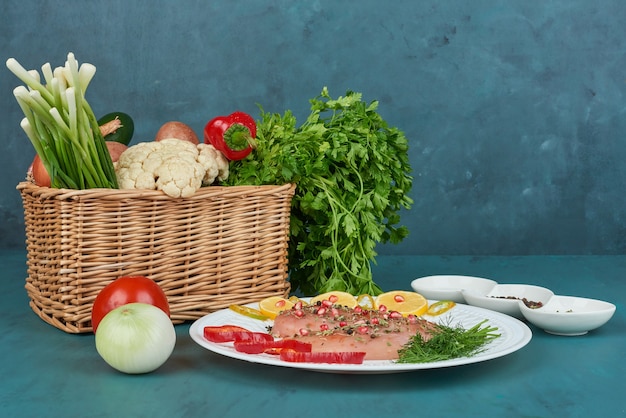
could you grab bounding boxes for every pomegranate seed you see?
[382,313,389,320]
[275,299,286,308]
[322,299,333,308]
[294,309,305,318]
[371,317,380,325]
[299,328,309,336]
[357,326,369,334]
[389,311,402,319]
[331,308,340,318]
[320,324,329,331]
[394,294,405,303]
[294,301,303,310]
[339,321,348,327]
[316,307,327,316]
[407,314,418,324]
[378,304,388,313]
[329,295,339,303]
[353,306,363,314]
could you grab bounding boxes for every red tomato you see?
[31,154,51,187]
[91,276,170,333]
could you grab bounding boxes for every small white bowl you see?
[519,295,616,336]
[462,284,554,319]
[410,275,497,303]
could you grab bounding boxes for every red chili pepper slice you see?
[203,325,273,343]
[279,350,367,364]
[204,111,257,160]
[234,339,313,355]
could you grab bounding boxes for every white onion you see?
[95,302,176,374]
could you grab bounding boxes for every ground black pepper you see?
[489,295,544,308]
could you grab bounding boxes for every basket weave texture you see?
[17,181,295,333]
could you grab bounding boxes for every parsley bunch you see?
[226,88,413,296]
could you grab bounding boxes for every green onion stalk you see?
[6,52,118,189]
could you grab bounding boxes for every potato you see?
[154,121,199,144]
[106,141,129,162]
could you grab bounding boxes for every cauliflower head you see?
[116,138,229,198]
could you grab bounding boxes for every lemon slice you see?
[258,296,295,319]
[310,291,358,308]
[375,290,428,316]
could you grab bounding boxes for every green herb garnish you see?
[226,87,413,296]
[397,320,500,363]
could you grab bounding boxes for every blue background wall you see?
[1,0,625,255]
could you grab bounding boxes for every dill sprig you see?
[396,320,500,364]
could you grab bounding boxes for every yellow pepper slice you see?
[426,300,456,316]
[289,295,308,305]
[229,304,270,321]
[356,294,376,309]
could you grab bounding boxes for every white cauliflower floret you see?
[197,143,229,185]
[154,155,204,198]
[116,138,229,198]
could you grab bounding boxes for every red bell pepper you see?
[204,111,257,160]
[234,339,312,355]
[279,350,367,364]
[203,325,273,343]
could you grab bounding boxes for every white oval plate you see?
[189,299,532,374]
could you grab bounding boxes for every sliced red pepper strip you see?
[204,111,257,160]
[234,339,312,355]
[203,325,248,342]
[279,350,367,364]
[203,325,273,343]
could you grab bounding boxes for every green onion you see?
[6,52,118,189]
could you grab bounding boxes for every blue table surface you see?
[0,249,624,418]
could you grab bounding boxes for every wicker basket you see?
[17,181,295,333]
